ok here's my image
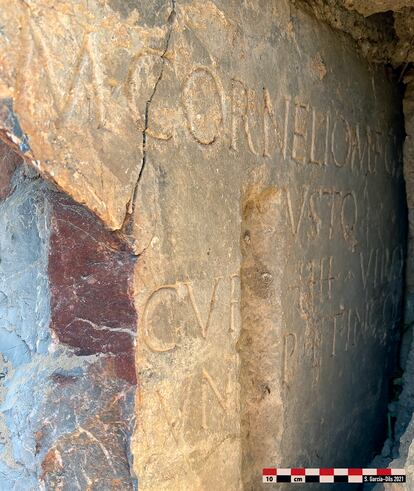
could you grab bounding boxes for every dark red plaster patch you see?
[0,139,21,200]
[48,191,137,384]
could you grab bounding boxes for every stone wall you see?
[0,144,137,488]
[0,1,409,490]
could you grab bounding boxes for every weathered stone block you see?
[131,2,405,489]
[0,1,407,490]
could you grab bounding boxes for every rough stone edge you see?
[0,129,139,489]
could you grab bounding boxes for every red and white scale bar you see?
[262,468,406,484]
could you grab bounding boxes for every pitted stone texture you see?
[344,0,414,16]
[301,0,414,66]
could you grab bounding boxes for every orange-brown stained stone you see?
[48,191,137,384]
[41,448,63,478]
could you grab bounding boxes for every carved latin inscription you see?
[183,67,225,145]
[136,274,241,485]
[14,14,403,183]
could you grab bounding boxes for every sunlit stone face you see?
[131,2,405,490]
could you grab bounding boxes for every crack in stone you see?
[122,0,177,239]
[71,317,137,337]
